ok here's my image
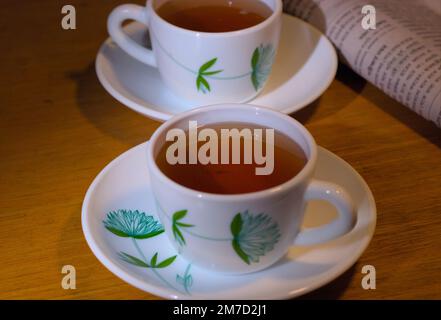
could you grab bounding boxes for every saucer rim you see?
[81,142,376,300]
[81,143,181,299]
[95,14,338,122]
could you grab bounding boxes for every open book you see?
[283,0,441,127]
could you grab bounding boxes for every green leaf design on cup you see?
[172,210,194,246]
[196,58,223,93]
[231,214,250,264]
[230,211,281,264]
[251,44,276,91]
[104,209,164,239]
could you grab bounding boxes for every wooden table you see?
[1,0,440,300]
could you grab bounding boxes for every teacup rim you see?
[147,103,318,202]
[148,0,283,38]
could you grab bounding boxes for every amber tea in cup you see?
[157,0,273,32]
[156,122,307,194]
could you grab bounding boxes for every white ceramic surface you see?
[147,104,356,274]
[82,143,376,300]
[107,0,282,104]
[96,14,338,121]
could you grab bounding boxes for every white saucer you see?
[96,15,338,121]
[82,142,376,300]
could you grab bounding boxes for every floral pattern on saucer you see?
[103,209,193,295]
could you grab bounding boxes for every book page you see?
[283,0,441,127]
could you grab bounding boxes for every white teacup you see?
[147,104,356,274]
[108,0,282,104]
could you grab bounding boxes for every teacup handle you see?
[294,180,356,246]
[107,4,157,67]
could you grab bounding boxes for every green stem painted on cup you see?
[150,31,267,94]
[155,200,233,244]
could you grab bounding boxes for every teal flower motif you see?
[103,209,190,295]
[104,209,164,239]
[251,44,276,91]
[176,264,193,294]
[230,211,281,264]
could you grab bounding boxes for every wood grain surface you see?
[0,0,440,300]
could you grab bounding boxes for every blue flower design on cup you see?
[231,211,281,265]
[143,32,276,94]
[251,44,276,91]
[155,202,281,266]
